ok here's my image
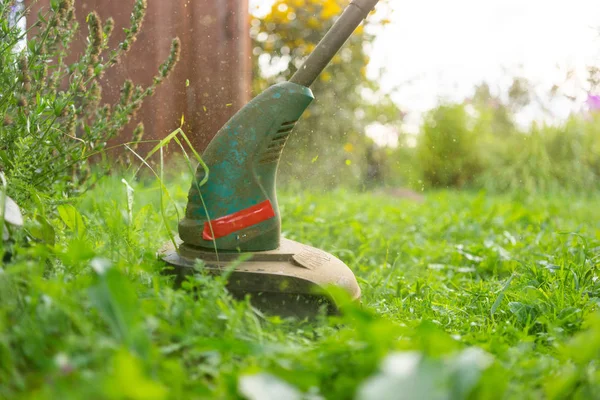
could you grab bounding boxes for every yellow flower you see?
[343,143,354,153]
[307,16,320,29]
[321,1,342,19]
[320,71,332,82]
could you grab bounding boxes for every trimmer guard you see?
[159,238,361,317]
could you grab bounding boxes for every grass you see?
[1,169,600,399]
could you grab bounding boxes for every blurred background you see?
[248,0,600,194]
[26,0,598,194]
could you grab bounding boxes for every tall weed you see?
[0,0,179,203]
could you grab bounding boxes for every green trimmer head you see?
[160,0,380,316]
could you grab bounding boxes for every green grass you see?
[2,171,600,399]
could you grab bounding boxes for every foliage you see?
[403,77,600,193]
[380,142,421,189]
[478,115,600,193]
[469,82,518,138]
[251,0,402,189]
[0,0,179,202]
[416,104,481,189]
[1,170,600,397]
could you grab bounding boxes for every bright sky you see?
[250,0,600,137]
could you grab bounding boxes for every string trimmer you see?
[160,0,380,317]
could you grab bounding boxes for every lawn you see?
[2,171,599,399]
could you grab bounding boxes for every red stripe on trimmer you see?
[202,200,276,240]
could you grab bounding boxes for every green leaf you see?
[28,215,56,245]
[490,293,504,316]
[104,349,167,400]
[133,204,152,231]
[57,204,86,237]
[121,179,135,225]
[88,267,149,356]
[88,267,138,342]
[508,301,539,325]
[415,321,461,357]
[490,274,514,316]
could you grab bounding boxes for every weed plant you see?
[0,0,179,202]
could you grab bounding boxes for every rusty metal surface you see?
[26,0,251,153]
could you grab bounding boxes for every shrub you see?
[416,104,481,188]
[479,117,600,193]
[409,94,600,194]
[0,0,180,203]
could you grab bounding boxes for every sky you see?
[250,0,600,140]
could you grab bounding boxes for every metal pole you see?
[289,0,380,88]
